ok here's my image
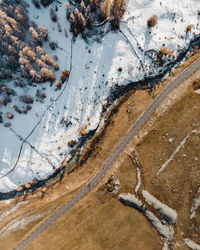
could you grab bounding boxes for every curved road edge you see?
[14,56,200,250]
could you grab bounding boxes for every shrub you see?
[40,0,54,7]
[159,46,173,57]
[147,15,158,28]
[32,0,40,9]
[49,41,55,50]
[186,24,194,32]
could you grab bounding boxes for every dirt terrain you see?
[0,53,200,249]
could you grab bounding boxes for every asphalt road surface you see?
[15,56,200,250]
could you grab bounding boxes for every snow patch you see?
[190,187,200,219]
[118,192,174,240]
[184,238,200,250]
[142,190,177,225]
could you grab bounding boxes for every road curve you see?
[15,56,200,250]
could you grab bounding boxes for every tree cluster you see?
[66,0,127,36]
[0,0,58,85]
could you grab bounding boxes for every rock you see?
[19,95,34,104]
[118,67,122,72]
[4,122,11,127]
[6,112,14,119]
[25,183,31,189]
[16,186,23,192]
[68,140,76,147]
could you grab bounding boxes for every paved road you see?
[15,57,200,250]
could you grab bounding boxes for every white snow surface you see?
[0,0,200,193]
[184,238,200,250]
[142,190,177,225]
[144,210,174,240]
[190,187,200,219]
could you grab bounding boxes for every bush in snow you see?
[186,24,194,32]
[40,0,54,7]
[147,15,158,28]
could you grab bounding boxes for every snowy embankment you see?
[142,190,177,225]
[118,192,174,240]
[0,0,200,193]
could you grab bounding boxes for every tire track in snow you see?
[119,25,147,74]
[0,37,74,178]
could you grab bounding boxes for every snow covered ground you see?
[0,0,200,193]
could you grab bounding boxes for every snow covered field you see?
[0,0,200,193]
